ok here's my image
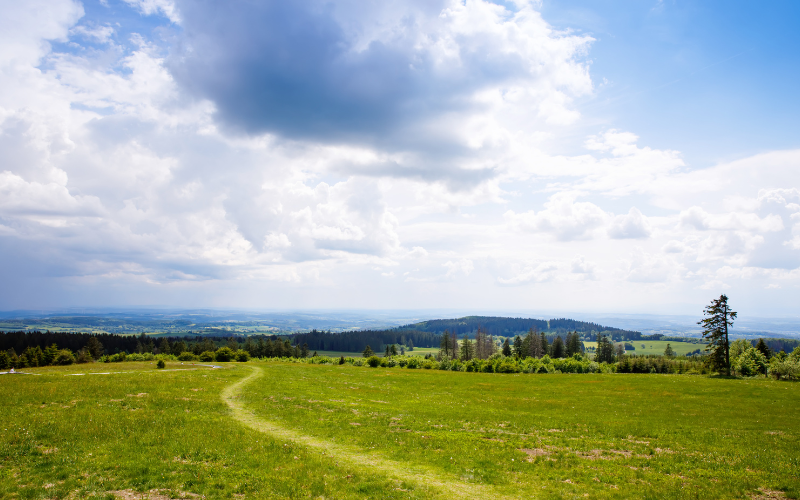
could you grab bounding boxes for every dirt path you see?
[221,365,512,500]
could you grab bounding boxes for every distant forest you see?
[398,316,640,340]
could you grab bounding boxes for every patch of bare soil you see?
[109,489,198,499]
[519,448,550,460]
[751,488,787,499]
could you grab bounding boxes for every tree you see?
[459,334,474,361]
[540,332,549,358]
[158,338,171,356]
[363,345,374,357]
[551,336,565,358]
[565,332,582,357]
[86,337,104,359]
[407,339,414,351]
[664,344,676,358]
[301,343,309,358]
[440,331,452,359]
[755,338,772,359]
[502,338,512,357]
[390,344,398,356]
[596,335,615,363]
[227,337,239,351]
[513,336,523,358]
[699,294,737,376]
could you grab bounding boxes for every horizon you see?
[1,0,799,314]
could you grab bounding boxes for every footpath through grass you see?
[0,362,440,499]
[240,362,800,499]
[1,361,798,499]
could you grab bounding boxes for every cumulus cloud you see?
[608,207,652,239]
[505,193,608,241]
[168,0,593,143]
[498,261,560,285]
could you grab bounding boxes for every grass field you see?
[1,361,798,499]
[584,340,704,356]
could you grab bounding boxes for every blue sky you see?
[1,0,799,316]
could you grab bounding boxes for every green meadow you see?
[1,361,798,499]
[584,340,704,356]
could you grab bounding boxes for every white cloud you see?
[608,207,652,239]
[505,193,608,241]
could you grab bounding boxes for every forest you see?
[398,316,642,340]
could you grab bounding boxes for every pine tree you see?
[227,337,239,351]
[459,334,474,361]
[440,331,451,359]
[513,336,523,358]
[301,343,309,358]
[390,344,398,356]
[158,338,170,356]
[363,345,374,357]
[502,338,512,357]
[596,334,615,363]
[86,337,104,359]
[699,294,737,376]
[551,336,565,358]
[755,338,772,359]
[407,339,414,351]
[540,332,549,357]
[664,344,676,358]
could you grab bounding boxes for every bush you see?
[54,350,75,365]
[234,350,250,362]
[734,347,767,376]
[199,351,216,362]
[178,351,197,361]
[770,358,800,381]
[405,357,419,369]
[367,356,382,368]
[156,359,166,369]
[215,347,235,362]
[75,349,93,364]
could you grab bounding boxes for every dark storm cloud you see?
[168,0,526,143]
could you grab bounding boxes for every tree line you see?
[399,316,642,341]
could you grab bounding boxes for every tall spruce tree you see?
[551,336,565,358]
[459,334,474,361]
[755,338,771,359]
[502,338,512,357]
[540,332,549,357]
[440,331,451,359]
[699,294,737,376]
[513,335,523,358]
[596,334,615,363]
[362,345,374,357]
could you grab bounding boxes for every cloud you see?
[505,193,608,241]
[608,207,652,239]
[168,0,593,143]
[443,258,474,278]
[498,261,560,285]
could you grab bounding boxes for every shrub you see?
[75,349,93,364]
[734,348,767,376]
[770,358,800,381]
[367,356,382,368]
[215,347,235,362]
[339,356,345,365]
[405,357,420,369]
[54,350,75,365]
[234,350,250,362]
[199,351,216,362]
[178,351,197,361]
[156,359,166,369]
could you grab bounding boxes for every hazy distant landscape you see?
[2,308,799,340]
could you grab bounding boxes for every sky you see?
[1,0,799,316]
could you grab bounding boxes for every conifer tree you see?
[596,334,615,363]
[513,335,523,358]
[459,334,474,361]
[363,345,374,357]
[664,344,676,358]
[699,294,737,376]
[440,331,451,359]
[86,337,104,359]
[158,338,170,356]
[407,339,414,351]
[755,338,771,359]
[502,338,512,357]
[540,332,549,357]
[551,336,565,358]
[390,344,398,356]
[301,343,309,358]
